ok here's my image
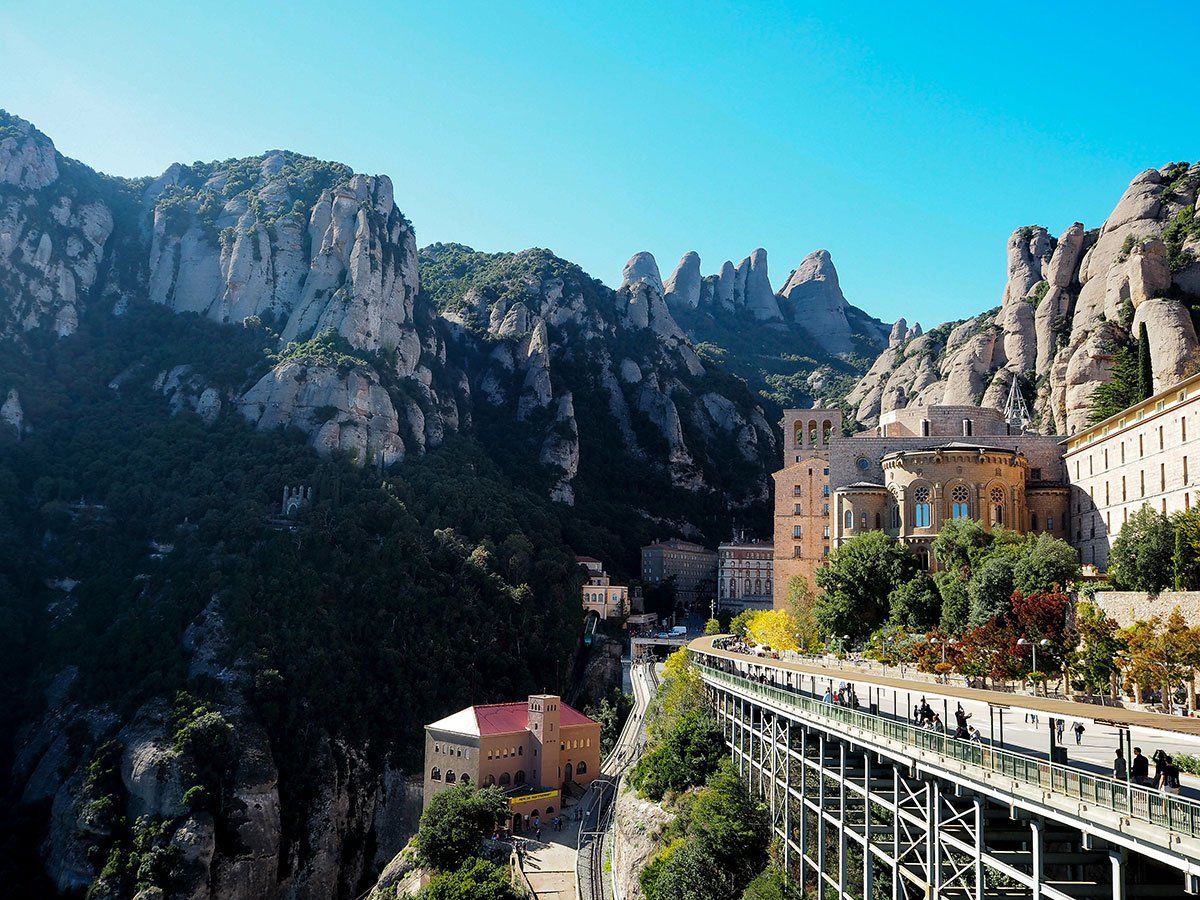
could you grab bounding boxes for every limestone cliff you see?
[423,243,777,511]
[849,163,1200,433]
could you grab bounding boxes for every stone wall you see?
[1091,591,1200,627]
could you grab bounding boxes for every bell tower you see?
[527,694,561,788]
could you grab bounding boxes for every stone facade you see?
[771,409,839,607]
[1064,371,1200,569]
[1092,591,1200,628]
[577,556,630,620]
[717,539,774,613]
[773,405,1071,590]
[641,539,717,609]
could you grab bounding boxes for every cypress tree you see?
[1137,322,1153,400]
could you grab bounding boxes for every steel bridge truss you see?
[713,685,1184,900]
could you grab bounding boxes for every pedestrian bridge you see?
[690,635,1200,900]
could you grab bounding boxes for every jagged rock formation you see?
[2,386,23,437]
[850,163,1200,433]
[662,250,701,309]
[14,602,424,899]
[0,116,115,337]
[426,244,776,506]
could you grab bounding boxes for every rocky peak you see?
[776,249,852,353]
[620,251,663,293]
[735,248,782,322]
[888,318,908,347]
[0,111,59,189]
[663,251,702,310]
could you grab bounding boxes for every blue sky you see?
[4,1,1198,326]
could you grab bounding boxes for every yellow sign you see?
[509,789,559,806]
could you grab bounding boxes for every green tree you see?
[936,570,971,634]
[815,531,918,642]
[415,785,510,871]
[741,867,802,900]
[730,610,757,639]
[1137,321,1153,400]
[1011,532,1081,595]
[1072,601,1126,695]
[1173,510,1200,590]
[1088,342,1143,423]
[887,572,941,630]
[1109,506,1175,592]
[416,858,521,900]
[931,518,991,575]
[966,555,1016,626]
[704,617,721,636]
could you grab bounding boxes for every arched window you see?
[445,770,457,784]
[950,484,970,519]
[431,767,441,781]
[518,746,523,756]
[460,774,470,784]
[843,508,853,530]
[822,421,833,445]
[765,579,771,593]
[576,761,588,775]
[794,421,803,446]
[890,503,900,529]
[515,770,526,785]
[808,421,818,446]
[499,772,511,786]
[485,774,495,786]
[875,512,882,529]
[913,487,931,528]
[990,486,1005,525]
[1031,513,1039,530]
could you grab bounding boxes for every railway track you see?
[575,661,658,900]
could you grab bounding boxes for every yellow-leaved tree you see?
[746,608,800,652]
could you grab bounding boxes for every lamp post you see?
[1018,637,1051,694]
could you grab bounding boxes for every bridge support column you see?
[817,734,827,900]
[1030,819,1044,900]
[973,796,984,900]
[892,765,901,900]
[783,719,791,877]
[798,725,807,892]
[863,752,874,900]
[927,779,941,897]
[1108,849,1125,900]
[838,741,847,898]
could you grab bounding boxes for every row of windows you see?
[1080,460,1189,510]
[1076,494,1193,541]
[433,743,470,760]
[429,768,471,784]
[1078,419,1190,478]
[488,746,523,760]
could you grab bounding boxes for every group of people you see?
[912,698,983,742]
[821,683,859,709]
[1116,747,1183,794]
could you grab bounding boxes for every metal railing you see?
[693,652,1200,839]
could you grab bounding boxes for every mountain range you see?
[2,106,1199,898]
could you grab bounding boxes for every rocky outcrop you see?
[2,386,23,437]
[154,365,223,425]
[621,251,664,294]
[240,361,410,467]
[12,602,422,900]
[777,249,853,354]
[851,162,1200,434]
[0,113,114,336]
[613,786,673,900]
[663,251,702,310]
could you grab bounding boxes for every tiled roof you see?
[428,701,596,737]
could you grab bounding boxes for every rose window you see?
[990,487,1005,504]
[951,485,970,503]
[913,487,931,503]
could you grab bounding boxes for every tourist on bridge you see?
[1132,748,1150,785]
[1113,748,1127,780]
[1153,750,1171,788]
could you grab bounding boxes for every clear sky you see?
[4,1,1198,327]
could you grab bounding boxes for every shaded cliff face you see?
[848,163,1200,434]
[422,243,777,514]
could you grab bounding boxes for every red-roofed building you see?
[423,694,601,830]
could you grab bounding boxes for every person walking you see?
[1131,747,1150,786]
[1153,750,1170,788]
[1055,718,1065,742]
[1113,748,1128,780]
[1072,721,1085,745]
[1162,760,1182,795]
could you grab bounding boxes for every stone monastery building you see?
[774,371,1200,605]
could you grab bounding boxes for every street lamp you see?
[929,637,955,664]
[1017,638,1051,693]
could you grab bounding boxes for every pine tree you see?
[1137,322,1153,400]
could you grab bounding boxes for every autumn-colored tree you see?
[745,609,800,652]
[1119,609,1200,712]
